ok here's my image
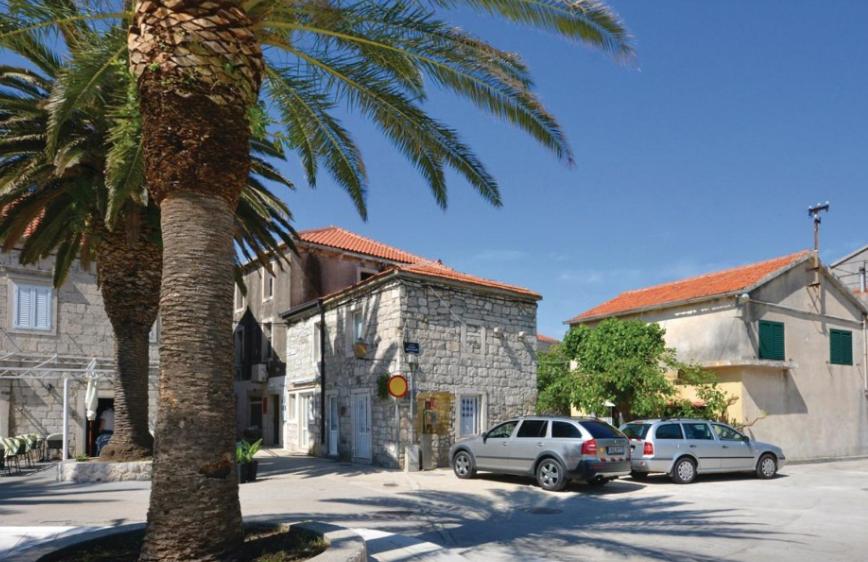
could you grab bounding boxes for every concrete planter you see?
[56,460,152,483]
[14,518,366,562]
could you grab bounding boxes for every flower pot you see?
[238,460,258,483]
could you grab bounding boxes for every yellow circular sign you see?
[387,374,409,399]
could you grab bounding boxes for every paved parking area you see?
[2,453,867,561]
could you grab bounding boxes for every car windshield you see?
[621,423,650,440]
[579,420,623,439]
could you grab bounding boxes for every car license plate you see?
[607,446,625,455]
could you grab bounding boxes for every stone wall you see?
[0,250,160,452]
[283,275,538,468]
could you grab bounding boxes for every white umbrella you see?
[85,374,99,421]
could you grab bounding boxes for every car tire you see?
[536,458,568,492]
[452,450,476,479]
[670,457,697,484]
[756,453,777,479]
[631,471,648,481]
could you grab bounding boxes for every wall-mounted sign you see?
[403,341,421,354]
[387,374,409,399]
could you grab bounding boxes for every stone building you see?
[0,248,159,456]
[281,261,540,469]
[566,250,868,461]
[232,226,428,446]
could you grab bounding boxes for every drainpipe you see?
[863,315,867,393]
[318,299,326,445]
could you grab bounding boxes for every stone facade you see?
[0,249,159,456]
[283,274,539,469]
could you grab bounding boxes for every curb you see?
[9,518,366,562]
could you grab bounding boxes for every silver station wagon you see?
[449,416,630,491]
[621,418,786,484]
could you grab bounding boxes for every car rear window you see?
[517,420,548,438]
[579,420,623,439]
[655,423,684,440]
[552,421,582,439]
[621,423,650,440]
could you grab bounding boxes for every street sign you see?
[403,341,421,354]
[387,374,409,399]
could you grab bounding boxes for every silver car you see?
[621,418,786,484]
[449,416,630,491]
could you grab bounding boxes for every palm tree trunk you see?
[96,220,161,461]
[129,1,263,559]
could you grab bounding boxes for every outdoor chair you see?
[18,434,34,468]
[0,437,20,473]
[14,436,29,468]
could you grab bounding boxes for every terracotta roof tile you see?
[567,250,811,324]
[297,226,426,264]
[398,261,541,299]
[537,334,560,344]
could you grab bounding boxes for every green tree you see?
[2,1,631,558]
[536,344,572,415]
[0,15,294,460]
[563,319,676,422]
[547,319,735,424]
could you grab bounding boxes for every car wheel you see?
[631,471,648,481]
[756,454,777,479]
[670,457,697,484]
[536,458,568,491]
[452,451,476,479]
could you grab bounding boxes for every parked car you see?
[620,418,786,484]
[449,416,630,491]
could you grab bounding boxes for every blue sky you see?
[5,2,864,339]
[280,1,868,338]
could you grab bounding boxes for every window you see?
[12,282,52,331]
[287,393,297,420]
[516,420,548,438]
[262,265,275,301]
[621,423,651,440]
[486,421,517,439]
[830,329,853,366]
[459,395,481,436]
[552,421,582,439]
[352,310,364,342]
[712,423,745,441]
[357,267,378,282]
[312,322,322,365]
[579,420,622,439]
[682,422,714,440]
[655,424,684,440]
[758,320,785,360]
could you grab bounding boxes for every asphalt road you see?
[2,453,867,561]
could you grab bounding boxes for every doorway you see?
[85,397,114,457]
[271,395,281,447]
[298,392,314,451]
[351,392,372,461]
[327,394,338,456]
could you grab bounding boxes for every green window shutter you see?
[830,329,853,366]
[758,320,785,361]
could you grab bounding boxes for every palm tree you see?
[2,1,631,558]
[0,20,295,461]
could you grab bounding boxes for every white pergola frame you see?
[0,351,118,460]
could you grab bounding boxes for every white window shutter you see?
[15,285,33,328]
[35,286,51,329]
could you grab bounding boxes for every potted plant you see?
[235,438,262,483]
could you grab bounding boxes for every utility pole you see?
[807,202,830,287]
[808,201,830,252]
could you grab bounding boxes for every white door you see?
[460,395,481,436]
[298,392,314,451]
[351,392,372,460]
[328,395,339,456]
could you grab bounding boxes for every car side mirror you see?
[741,435,750,443]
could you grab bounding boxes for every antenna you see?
[807,201,830,253]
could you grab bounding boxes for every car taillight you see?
[581,439,597,456]
[643,441,654,456]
